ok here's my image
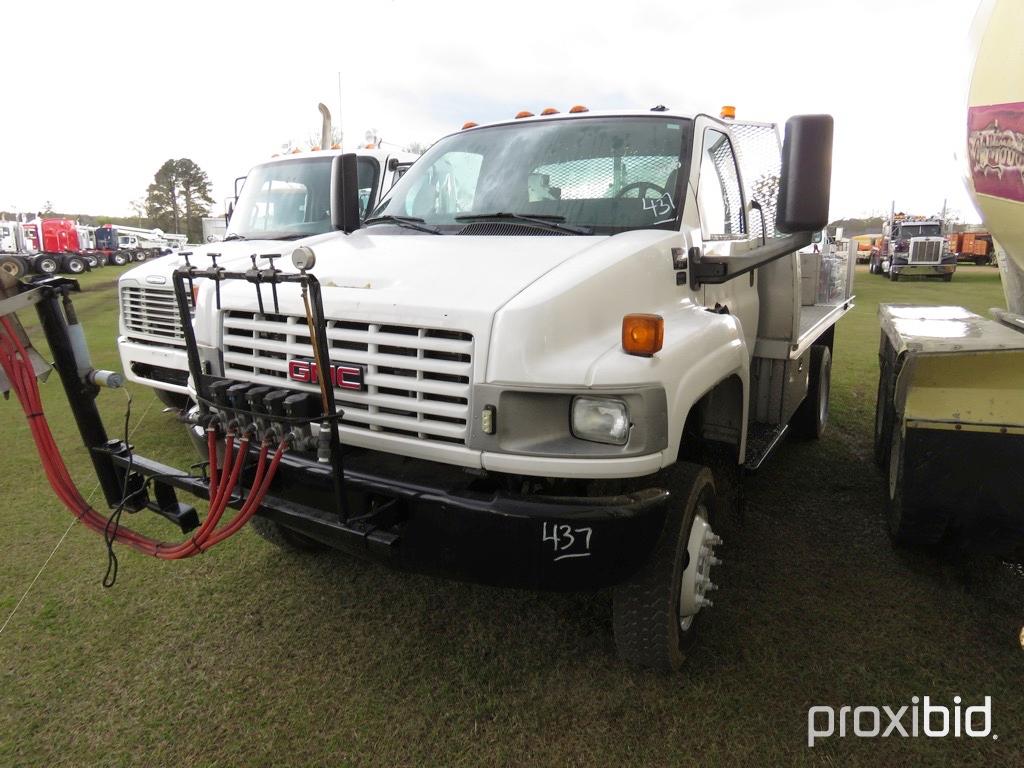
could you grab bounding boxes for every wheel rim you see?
[68,260,83,273]
[678,507,720,632]
[41,259,57,273]
[1,263,19,278]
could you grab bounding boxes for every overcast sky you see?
[2,0,980,223]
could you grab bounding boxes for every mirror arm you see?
[690,232,812,288]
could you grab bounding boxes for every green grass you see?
[1,264,1021,766]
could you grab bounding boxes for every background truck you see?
[874,0,1024,554]
[870,213,956,280]
[94,224,185,264]
[117,107,416,408]
[947,230,994,265]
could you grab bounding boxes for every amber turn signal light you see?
[622,314,664,357]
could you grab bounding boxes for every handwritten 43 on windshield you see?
[542,522,593,562]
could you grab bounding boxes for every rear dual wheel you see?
[791,345,831,440]
[613,463,721,672]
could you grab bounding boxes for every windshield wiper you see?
[454,212,592,235]
[223,233,247,241]
[363,215,443,235]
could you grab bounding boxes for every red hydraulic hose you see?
[0,316,289,564]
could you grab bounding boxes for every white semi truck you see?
[118,143,416,407]
[148,105,848,670]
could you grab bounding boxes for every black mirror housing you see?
[775,115,833,234]
[331,153,362,234]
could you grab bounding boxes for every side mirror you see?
[331,153,362,234]
[775,115,833,234]
[225,200,234,225]
[812,230,823,244]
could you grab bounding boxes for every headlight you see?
[571,396,630,445]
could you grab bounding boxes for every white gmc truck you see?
[117,146,415,406]
[176,106,851,671]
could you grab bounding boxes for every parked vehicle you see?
[948,230,994,265]
[160,105,846,670]
[117,135,415,408]
[870,214,956,281]
[874,0,1024,555]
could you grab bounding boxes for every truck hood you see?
[197,231,617,359]
[211,231,613,317]
[117,231,340,286]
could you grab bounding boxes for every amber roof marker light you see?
[720,105,736,119]
[569,104,590,114]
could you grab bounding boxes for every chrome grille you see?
[909,240,942,264]
[120,286,189,343]
[222,311,473,445]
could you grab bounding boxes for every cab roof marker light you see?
[569,105,589,114]
[720,105,736,119]
[462,121,479,129]
[515,110,534,119]
[540,107,559,115]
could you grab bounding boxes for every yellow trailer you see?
[875,0,1024,552]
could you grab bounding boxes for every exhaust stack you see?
[319,103,332,150]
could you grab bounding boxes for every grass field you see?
[1,263,1020,766]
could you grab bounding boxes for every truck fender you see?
[661,306,749,467]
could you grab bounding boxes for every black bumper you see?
[116,447,671,591]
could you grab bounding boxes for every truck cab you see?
[117,147,416,406]
[180,107,846,670]
[879,217,955,281]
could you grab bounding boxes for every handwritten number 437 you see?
[542,522,593,561]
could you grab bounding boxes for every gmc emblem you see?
[287,359,366,391]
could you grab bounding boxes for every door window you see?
[697,129,745,239]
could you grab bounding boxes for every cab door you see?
[688,118,760,357]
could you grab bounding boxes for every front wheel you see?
[613,463,720,672]
[942,273,953,283]
[889,270,899,282]
[111,252,129,266]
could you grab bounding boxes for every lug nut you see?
[706,582,719,591]
[699,596,714,608]
[709,556,723,567]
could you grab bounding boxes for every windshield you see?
[228,156,379,240]
[898,223,941,238]
[371,116,691,234]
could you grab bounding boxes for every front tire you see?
[942,273,953,282]
[889,269,899,281]
[111,252,129,266]
[613,463,719,672]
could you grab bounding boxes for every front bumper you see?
[890,264,955,277]
[118,336,189,394]
[153,442,671,590]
